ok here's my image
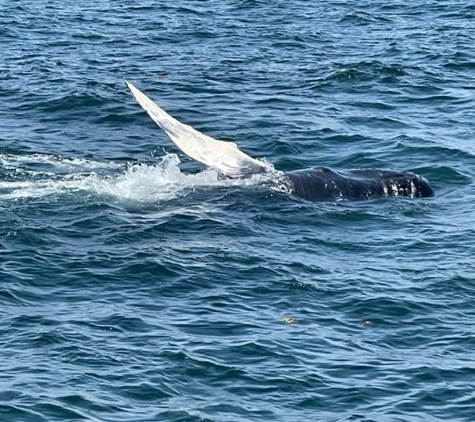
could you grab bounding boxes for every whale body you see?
[126,81,433,201]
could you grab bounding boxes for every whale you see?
[125,81,433,201]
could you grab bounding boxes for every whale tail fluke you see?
[125,81,268,178]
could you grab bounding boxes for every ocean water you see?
[1,1,474,421]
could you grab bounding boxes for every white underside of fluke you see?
[126,81,269,178]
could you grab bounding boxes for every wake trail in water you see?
[0,152,280,202]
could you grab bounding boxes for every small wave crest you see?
[0,152,122,173]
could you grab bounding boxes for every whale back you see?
[285,167,434,200]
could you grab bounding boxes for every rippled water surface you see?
[1,1,475,421]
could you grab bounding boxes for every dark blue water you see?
[1,1,475,421]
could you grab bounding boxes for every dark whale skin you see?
[284,167,434,200]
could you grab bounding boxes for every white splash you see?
[76,154,225,202]
[0,152,278,203]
